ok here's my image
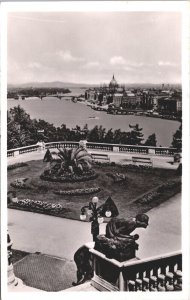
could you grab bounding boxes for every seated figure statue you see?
[95,214,149,262]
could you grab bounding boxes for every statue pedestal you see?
[89,248,139,291]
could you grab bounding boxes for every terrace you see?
[7,141,182,292]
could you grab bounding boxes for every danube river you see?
[7,97,180,147]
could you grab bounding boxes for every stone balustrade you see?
[89,248,182,292]
[7,141,177,158]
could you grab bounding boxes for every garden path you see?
[8,193,181,261]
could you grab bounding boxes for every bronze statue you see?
[72,245,93,286]
[95,214,149,262]
[106,214,149,240]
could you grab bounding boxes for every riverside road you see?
[8,193,181,261]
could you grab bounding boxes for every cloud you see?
[158,61,178,67]
[110,56,126,65]
[28,62,41,69]
[56,50,84,63]
[82,61,101,69]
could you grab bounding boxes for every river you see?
[7,90,180,147]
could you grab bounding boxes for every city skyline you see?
[8,12,181,85]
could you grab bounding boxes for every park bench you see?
[91,153,110,162]
[132,156,153,166]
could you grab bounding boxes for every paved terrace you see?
[8,193,181,261]
[7,148,178,170]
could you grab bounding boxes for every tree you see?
[144,133,157,147]
[104,129,114,144]
[171,124,182,152]
[128,124,144,145]
[113,129,123,144]
[87,125,100,142]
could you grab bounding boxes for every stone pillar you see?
[113,146,119,152]
[79,140,87,149]
[14,150,20,157]
[7,231,18,287]
[148,148,155,155]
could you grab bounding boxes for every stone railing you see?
[7,144,39,157]
[89,248,182,292]
[45,141,79,149]
[7,141,177,157]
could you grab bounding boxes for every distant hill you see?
[8,81,99,89]
[8,81,181,90]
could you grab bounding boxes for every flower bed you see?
[10,178,29,189]
[93,161,153,172]
[8,162,28,171]
[10,198,64,213]
[137,180,181,204]
[54,187,101,196]
[40,170,98,183]
[106,172,126,183]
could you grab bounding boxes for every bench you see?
[132,156,152,166]
[91,153,110,162]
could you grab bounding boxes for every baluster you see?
[149,269,157,291]
[165,265,174,291]
[135,273,142,291]
[174,270,182,290]
[157,267,166,291]
[173,264,182,291]
[142,271,150,291]
[128,280,136,291]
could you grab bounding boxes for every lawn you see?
[8,160,181,220]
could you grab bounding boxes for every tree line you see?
[7,87,71,99]
[7,105,181,151]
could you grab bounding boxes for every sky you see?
[7,12,181,85]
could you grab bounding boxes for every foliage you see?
[7,106,150,149]
[7,87,70,98]
[128,124,144,145]
[44,146,92,178]
[171,124,182,152]
[144,133,157,147]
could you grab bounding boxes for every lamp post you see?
[80,196,112,242]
